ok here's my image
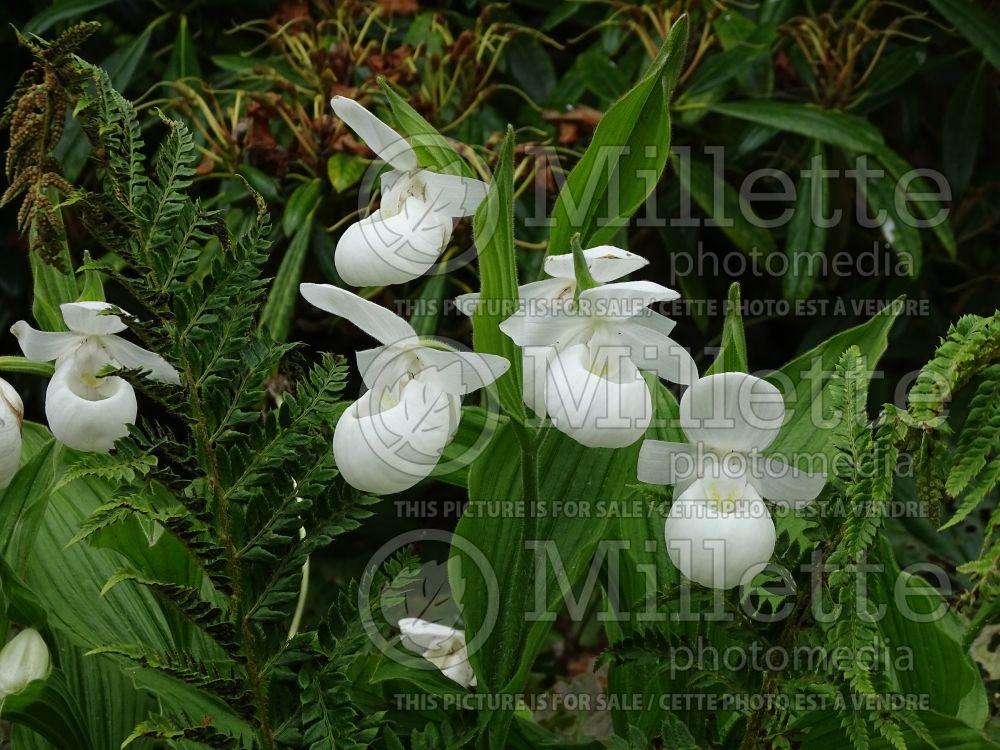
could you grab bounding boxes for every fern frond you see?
[907,312,1000,426]
[122,718,239,749]
[101,572,239,654]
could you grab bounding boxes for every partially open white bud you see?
[0,629,51,698]
[398,617,476,688]
[0,378,23,489]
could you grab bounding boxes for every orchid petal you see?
[329,96,418,173]
[615,321,698,386]
[633,308,677,338]
[0,378,23,490]
[544,343,651,448]
[10,322,80,363]
[334,198,453,286]
[498,310,590,348]
[521,346,553,417]
[332,381,458,494]
[454,292,480,316]
[664,480,775,590]
[577,280,680,319]
[454,278,573,317]
[437,651,477,688]
[516,278,577,304]
[101,336,180,385]
[398,618,464,653]
[60,301,128,336]
[45,360,137,453]
[300,283,417,346]
[413,347,510,396]
[419,171,489,217]
[543,246,648,282]
[636,440,702,491]
[680,372,785,452]
[398,618,476,688]
[748,454,827,508]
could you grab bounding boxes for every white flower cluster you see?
[2,97,828,693]
[312,97,827,685]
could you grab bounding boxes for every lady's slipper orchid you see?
[637,372,827,589]
[493,244,697,448]
[11,302,180,453]
[398,617,476,688]
[0,629,51,699]
[329,96,488,287]
[0,378,23,489]
[300,283,509,494]
[457,246,651,417]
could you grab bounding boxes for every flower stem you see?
[0,357,54,377]
[286,526,310,640]
[570,233,599,302]
[511,422,538,510]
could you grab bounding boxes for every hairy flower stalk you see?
[489,243,697,448]
[638,373,827,589]
[11,302,179,452]
[0,378,23,489]
[301,283,509,494]
[329,96,488,286]
[398,618,476,688]
[0,629,51,700]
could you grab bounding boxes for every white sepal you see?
[100,335,180,385]
[418,171,489,218]
[616,321,698,386]
[576,280,680,318]
[748,454,827,509]
[679,372,785,453]
[59,301,128,335]
[412,347,511,396]
[636,439,702,496]
[543,246,648,282]
[300,283,417,345]
[329,96,418,173]
[9,322,79,363]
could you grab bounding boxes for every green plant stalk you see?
[570,233,599,303]
[287,551,309,641]
[180,344,276,750]
[482,419,539,749]
[0,357,55,377]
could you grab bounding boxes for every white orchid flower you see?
[637,372,827,589]
[11,302,180,453]
[0,629,51,699]
[300,283,509,495]
[329,96,489,287]
[0,378,24,489]
[492,243,696,448]
[398,617,476,688]
[458,246,655,421]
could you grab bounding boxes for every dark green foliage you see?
[2,25,383,750]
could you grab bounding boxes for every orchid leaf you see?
[545,14,690,258]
